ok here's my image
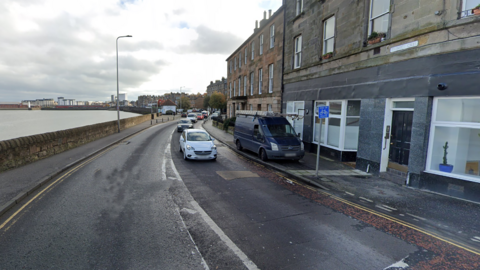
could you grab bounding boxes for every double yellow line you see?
[0,146,115,232]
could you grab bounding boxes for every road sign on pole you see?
[316,106,329,178]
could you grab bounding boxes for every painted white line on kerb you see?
[169,128,182,181]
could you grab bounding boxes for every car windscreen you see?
[188,114,196,117]
[187,132,211,141]
[179,120,190,123]
[263,124,297,137]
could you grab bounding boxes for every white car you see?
[179,129,217,161]
[187,113,197,123]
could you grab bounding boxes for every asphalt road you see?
[1,119,477,269]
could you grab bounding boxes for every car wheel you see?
[260,149,268,161]
[179,144,182,152]
[183,149,188,160]
[236,140,243,151]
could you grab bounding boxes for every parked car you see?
[177,119,193,132]
[187,113,197,123]
[210,113,219,118]
[196,113,204,120]
[181,112,187,117]
[179,129,217,161]
[233,114,304,161]
[202,111,209,118]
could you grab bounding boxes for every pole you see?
[116,35,132,133]
[315,121,322,178]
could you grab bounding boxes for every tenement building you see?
[282,0,480,201]
[226,7,284,117]
[206,78,227,97]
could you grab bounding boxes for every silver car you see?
[177,119,193,132]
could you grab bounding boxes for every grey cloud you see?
[176,25,244,55]
[0,10,167,102]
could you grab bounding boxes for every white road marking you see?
[381,204,397,211]
[375,205,392,212]
[345,192,355,196]
[471,236,480,242]
[406,213,427,221]
[384,257,409,269]
[359,197,373,203]
[190,200,259,270]
[169,128,259,270]
[176,210,210,270]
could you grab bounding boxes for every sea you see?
[0,110,141,142]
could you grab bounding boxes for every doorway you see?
[388,111,413,171]
[380,99,415,173]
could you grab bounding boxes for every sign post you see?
[316,106,329,178]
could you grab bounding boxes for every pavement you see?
[202,118,480,252]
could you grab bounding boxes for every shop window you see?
[314,100,360,151]
[427,98,480,182]
[345,101,360,150]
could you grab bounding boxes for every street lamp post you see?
[180,86,185,112]
[116,35,132,133]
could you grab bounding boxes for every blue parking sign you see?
[318,106,329,118]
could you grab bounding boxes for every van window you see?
[263,124,297,137]
[253,125,264,138]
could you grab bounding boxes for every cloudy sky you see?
[0,0,282,102]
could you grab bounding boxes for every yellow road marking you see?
[0,147,114,231]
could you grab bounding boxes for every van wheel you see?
[236,140,243,150]
[260,149,268,161]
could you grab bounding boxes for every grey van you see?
[233,114,305,161]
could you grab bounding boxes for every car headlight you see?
[189,124,193,127]
[271,142,279,151]
[186,144,194,150]
[211,145,217,150]
[301,142,304,151]
[177,125,181,128]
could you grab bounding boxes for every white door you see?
[286,101,305,140]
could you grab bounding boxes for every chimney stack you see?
[269,10,272,18]
[255,20,258,29]
[263,11,267,20]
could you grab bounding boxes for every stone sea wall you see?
[0,114,152,172]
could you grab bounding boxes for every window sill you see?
[424,170,480,184]
[292,12,305,23]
